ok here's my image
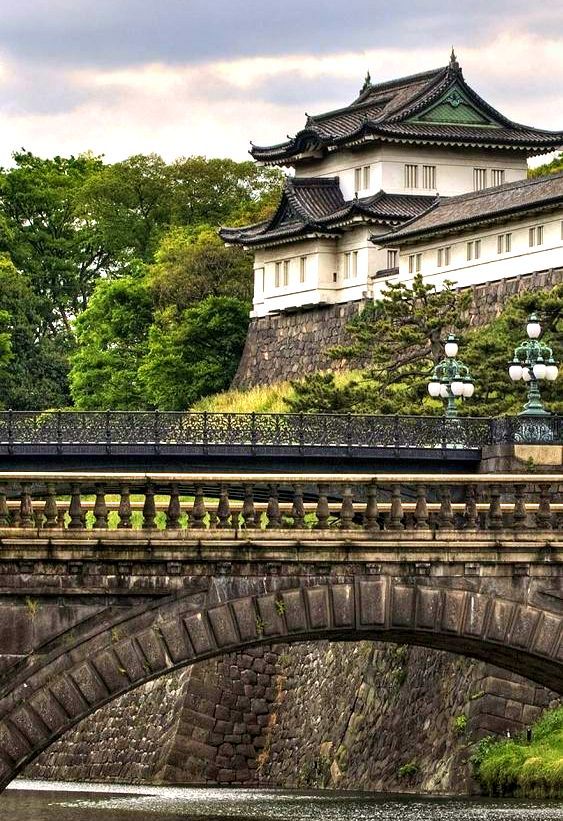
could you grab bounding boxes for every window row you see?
[404,164,436,190]
[408,222,547,273]
[473,167,505,191]
[273,256,308,288]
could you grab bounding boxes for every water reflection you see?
[2,780,562,821]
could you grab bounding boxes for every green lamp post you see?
[427,334,475,418]
[508,313,559,416]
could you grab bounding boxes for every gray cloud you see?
[1,0,561,68]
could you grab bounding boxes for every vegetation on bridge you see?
[471,706,563,798]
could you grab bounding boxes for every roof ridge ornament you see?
[449,47,461,73]
[360,70,371,94]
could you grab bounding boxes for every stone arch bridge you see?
[0,470,561,791]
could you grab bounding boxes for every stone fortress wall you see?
[233,267,563,388]
[25,265,562,792]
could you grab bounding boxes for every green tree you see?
[288,274,471,415]
[464,283,563,416]
[528,152,563,178]
[171,156,283,227]
[0,255,70,409]
[0,150,121,335]
[139,296,249,410]
[69,271,153,410]
[149,225,253,310]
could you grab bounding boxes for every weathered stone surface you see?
[233,268,563,388]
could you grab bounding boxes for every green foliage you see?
[0,255,70,409]
[0,150,281,410]
[463,283,563,416]
[139,296,249,410]
[286,279,562,417]
[397,760,419,778]
[149,225,253,310]
[69,271,153,410]
[528,153,563,178]
[471,707,563,798]
[453,713,468,736]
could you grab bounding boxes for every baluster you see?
[414,484,429,530]
[93,484,108,529]
[339,484,355,529]
[266,484,281,529]
[33,509,44,528]
[208,511,218,529]
[43,482,58,528]
[166,483,181,529]
[57,509,66,529]
[488,484,503,531]
[68,483,84,530]
[536,484,552,530]
[191,485,207,529]
[389,484,404,530]
[0,486,10,527]
[242,484,256,529]
[11,508,20,527]
[117,483,132,529]
[364,484,380,531]
[291,483,305,529]
[315,483,330,530]
[464,484,478,529]
[142,483,156,530]
[512,484,527,530]
[439,486,454,530]
[216,484,231,529]
[19,483,34,528]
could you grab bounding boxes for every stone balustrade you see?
[0,472,560,533]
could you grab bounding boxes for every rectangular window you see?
[473,168,487,191]
[387,249,398,268]
[405,164,418,188]
[354,167,362,192]
[299,256,307,283]
[352,250,358,277]
[467,241,474,261]
[529,225,545,247]
[409,253,422,273]
[363,165,370,189]
[255,267,265,291]
[474,239,481,259]
[283,260,290,286]
[437,246,451,267]
[344,252,351,279]
[497,233,512,254]
[491,169,505,186]
[274,262,281,287]
[422,165,436,189]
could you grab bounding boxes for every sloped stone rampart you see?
[25,642,558,792]
[233,267,563,388]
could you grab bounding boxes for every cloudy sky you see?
[0,1,561,166]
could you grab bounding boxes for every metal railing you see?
[0,471,560,533]
[0,412,559,455]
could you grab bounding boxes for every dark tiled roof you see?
[219,177,435,248]
[375,172,563,245]
[251,58,563,164]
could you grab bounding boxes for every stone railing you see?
[0,472,560,533]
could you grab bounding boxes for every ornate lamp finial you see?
[360,70,371,94]
[449,47,460,72]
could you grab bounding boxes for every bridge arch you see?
[0,577,561,791]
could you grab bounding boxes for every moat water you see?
[1,781,562,821]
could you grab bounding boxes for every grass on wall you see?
[471,706,563,798]
[191,371,362,414]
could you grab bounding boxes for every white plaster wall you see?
[297,145,528,199]
[251,227,376,316]
[371,210,563,300]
